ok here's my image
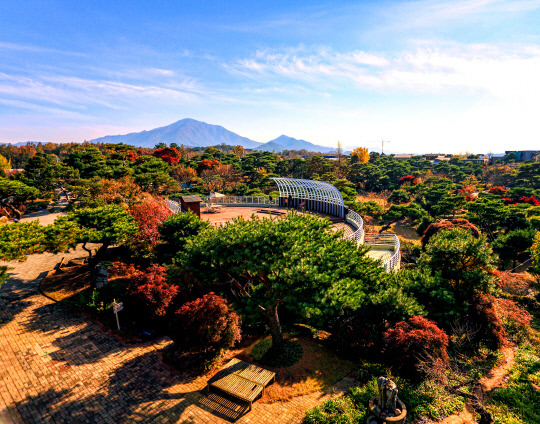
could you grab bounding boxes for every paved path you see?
[0,213,351,424]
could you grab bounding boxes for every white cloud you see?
[226,42,540,101]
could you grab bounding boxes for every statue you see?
[367,377,407,424]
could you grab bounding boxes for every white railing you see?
[345,210,364,243]
[364,233,401,272]
[168,196,400,272]
[205,196,279,206]
[167,199,182,213]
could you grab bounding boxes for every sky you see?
[1,0,540,153]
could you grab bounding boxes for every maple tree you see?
[153,147,182,164]
[383,315,449,379]
[171,292,241,355]
[128,264,179,321]
[130,197,172,246]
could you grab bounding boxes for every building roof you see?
[180,195,203,203]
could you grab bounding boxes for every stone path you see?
[0,213,351,424]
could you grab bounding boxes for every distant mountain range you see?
[87,118,336,153]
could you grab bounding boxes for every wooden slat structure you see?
[207,358,275,412]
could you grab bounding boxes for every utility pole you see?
[367,140,391,154]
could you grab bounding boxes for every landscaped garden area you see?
[1,143,540,423]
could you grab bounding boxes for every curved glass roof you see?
[272,178,345,206]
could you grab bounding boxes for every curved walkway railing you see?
[364,233,401,273]
[167,195,400,272]
[345,210,364,244]
[205,196,279,206]
[167,199,182,213]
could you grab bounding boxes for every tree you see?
[232,145,245,158]
[421,219,481,248]
[153,147,182,164]
[0,154,11,175]
[0,219,80,261]
[350,147,369,164]
[493,228,536,268]
[418,228,496,300]
[0,178,39,219]
[156,211,210,263]
[133,156,178,194]
[171,164,197,186]
[530,232,540,275]
[129,197,173,257]
[63,146,111,179]
[64,205,138,273]
[174,213,386,352]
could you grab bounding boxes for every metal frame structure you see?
[272,178,345,218]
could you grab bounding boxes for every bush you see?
[494,298,532,342]
[383,316,449,379]
[421,218,481,248]
[388,189,411,204]
[171,292,241,355]
[493,270,534,296]
[251,338,303,368]
[128,264,179,321]
[487,186,507,196]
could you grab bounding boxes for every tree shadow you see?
[16,350,248,423]
[0,272,46,329]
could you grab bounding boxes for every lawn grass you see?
[242,335,355,403]
[487,344,540,424]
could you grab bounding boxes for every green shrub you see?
[251,338,303,368]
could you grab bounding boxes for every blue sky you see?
[1,0,540,153]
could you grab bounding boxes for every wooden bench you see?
[207,359,275,412]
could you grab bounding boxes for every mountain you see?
[257,135,335,153]
[89,118,263,149]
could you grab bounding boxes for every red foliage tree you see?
[383,316,449,379]
[470,294,506,349]
[128,264,179,320]
[398,175,418,185]
[130,197,173,246]
[494,298,532,341]
[487,186,507,195]
[502,196,540,206]
[421,218,481,248]
[171,292,241,354]
[493,270,534,296]
[153,147,182,164]
[196,159,222,174]
[457,187,477,202]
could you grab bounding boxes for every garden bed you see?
[239,335,355,403]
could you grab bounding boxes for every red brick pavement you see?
[0,246,354,424]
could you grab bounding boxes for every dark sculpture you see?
[367,377,407,424]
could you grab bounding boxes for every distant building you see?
[323,154,339,161]
[461,158,488,164]
[504,150,538,161]
[424,154,453,164]
[393,154,413,160]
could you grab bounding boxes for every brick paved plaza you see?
[0,213,353,424]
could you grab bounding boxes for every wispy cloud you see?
[225,42,540,100]
[0,70,203,116]
[0,41,87,56]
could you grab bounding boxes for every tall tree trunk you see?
[87,241,110,289]
[267,303,284,352]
